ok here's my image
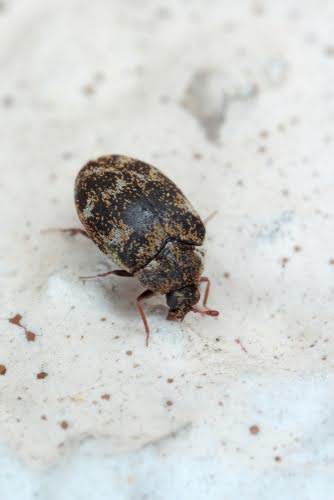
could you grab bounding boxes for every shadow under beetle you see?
[61,155,219,344]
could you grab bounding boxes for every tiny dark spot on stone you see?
[324,46,334,57]
[166,400,173,406]
[223,272,230,279]
[60,420,69,429]
[257,145,267,154]
[126,350,132,356]
[160,95,170,104]
[41,415,47,420]
[2,95,14,108]
[100,317,106,322]
[62,151,73,160]
[0,364,7,375]
[329,259,334,265]
[281,257,289,267]
[37,371,48,380]
[167,378,174,384]
[293,245,302,252]
[274,455,282,462]
[101,393,110,400]
[193,153,202,159]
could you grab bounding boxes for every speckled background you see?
[1,1,334,499]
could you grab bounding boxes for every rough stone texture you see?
[1,1,334,498]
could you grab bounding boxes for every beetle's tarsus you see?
[192,307,219,317]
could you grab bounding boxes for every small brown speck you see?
[0,364,7,375]
[101,393,110,400]
[259,130,269,139]
[249,425,260,435]
[82,84,95,96]
[167,378,174,384]
[281,257,289,267]
[100,317,106,322]
[60,420,69,430]
[166,400,173,406]
[26,331,36,342]
[126,350,132,356]
[293,245,302,253]
[9,313,22,326]
[37,371,48,380]
[193,153,202,159]
[329,259,334,265]
[257,145,267,154]
[223,272,230,279]
[322,355,327,361]
[41,415,47,420]
[274,455,282,463]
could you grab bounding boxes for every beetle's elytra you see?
[74,155,218,344]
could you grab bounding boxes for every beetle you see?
[60,155,218,344]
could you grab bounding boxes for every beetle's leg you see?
[193,277,219,317]
[200,276,211,307]
[136,290,155,346]
[203,210,218,226]
[42,228,89,238]
[80,270,133,280]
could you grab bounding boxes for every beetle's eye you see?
[166,290,178,310]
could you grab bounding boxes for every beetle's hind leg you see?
[136,290,155,347]
[80,270,133,280]
[42,228,89,238]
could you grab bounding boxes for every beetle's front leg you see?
[136,289,155,346]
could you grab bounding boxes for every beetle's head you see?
[166,285,200,321]
[166,284,219,322]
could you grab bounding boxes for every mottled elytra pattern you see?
[75,155,205,273]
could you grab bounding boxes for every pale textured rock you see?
[1,0,334,498]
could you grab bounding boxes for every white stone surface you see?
[1,0,334,498]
